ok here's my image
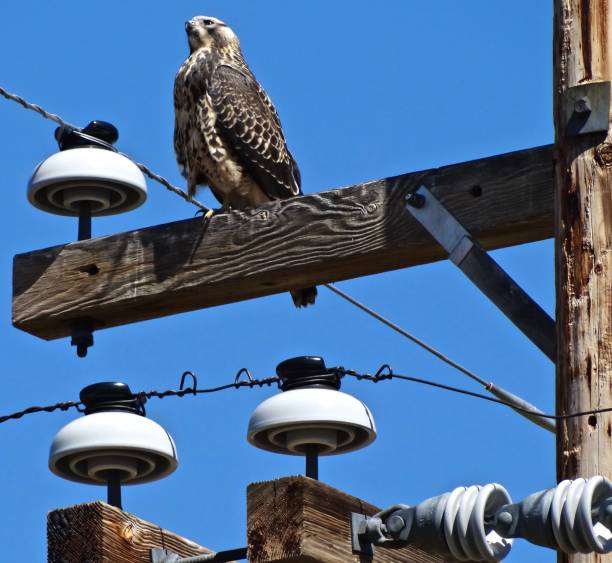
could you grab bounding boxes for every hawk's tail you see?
[290,287,318,308]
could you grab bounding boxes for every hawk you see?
[174,15,317,308]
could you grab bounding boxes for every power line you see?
[342,368,609,422]
[0,372,279,425]
[0,401,81,424]
[0,86,565,428]
[0,85,211,214]
[1,365,610,428]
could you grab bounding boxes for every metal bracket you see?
[406,186,556,362]
[150,547,247,563]
[351,513,375,556]
[151,549,182,563]
[563,81,611,136]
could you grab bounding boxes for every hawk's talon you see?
[195,207,219,221]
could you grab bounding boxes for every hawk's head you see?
[185,16,240,54]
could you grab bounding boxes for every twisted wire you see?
[143,376,279,400]
[0,373,279,425]
[0,86,74,129]
[1,364,612,428]
[0,401,81,424]
[0,85,210,213]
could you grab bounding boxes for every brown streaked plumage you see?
[174,15,316,307]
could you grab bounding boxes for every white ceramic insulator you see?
[28,147,147,216]
[49,411,177,485]
[441,484,513,562]
[550,477,612,554]
[247,387,376,456]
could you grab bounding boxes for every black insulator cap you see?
[55,120,119,151]
[79,382,144,415]
[276,356,341,391]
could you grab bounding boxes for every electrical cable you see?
[340,368,611,422]
[324,283,490,387]
[0,374,279,425]
[0,87,597,428]
[324,282,557,432]
[1,366,610,428]
[0,401,81,424]
[0,85,211,214]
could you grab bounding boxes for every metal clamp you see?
[406,186,556,363]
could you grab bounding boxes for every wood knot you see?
[257,210,269,221]
[121,523,135,544]
[595,143,612,167]
[365,202,378,214]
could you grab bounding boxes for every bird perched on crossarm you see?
[174,15,317,308]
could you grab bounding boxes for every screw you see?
[574,96,591,114]
[406,193,425,208]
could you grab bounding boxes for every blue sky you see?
[1,2,555,561]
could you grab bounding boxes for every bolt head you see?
[406,193,426,208]
[574,97,591,114]
[386,514,405,535]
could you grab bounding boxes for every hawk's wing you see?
[208,64,301,199]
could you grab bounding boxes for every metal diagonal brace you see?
[406,186,556,362]
[151,547,248,563]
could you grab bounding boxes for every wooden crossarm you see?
[14,144,553,341]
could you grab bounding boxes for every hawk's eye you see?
[203,19,215,26]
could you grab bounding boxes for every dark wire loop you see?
[234,368,255,388]
[179,371,198,396]
[373,364,394,381]
[134,392,148,416]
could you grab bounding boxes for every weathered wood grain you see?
[553,2,612,563]
[47,501,211,563]
[247,476,458,563]
[14,145,554,340]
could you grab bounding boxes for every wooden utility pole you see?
[554,2,612,563]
